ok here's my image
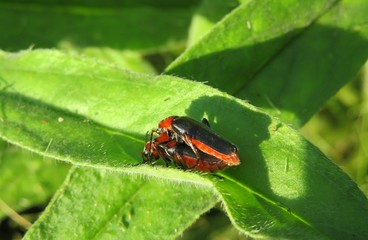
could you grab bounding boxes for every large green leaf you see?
[0,50,367,238]
[165,0,338,92]
[236,0,368,126]
[165,0,368,126]
[0,2,195,51]
[24,167,217,239]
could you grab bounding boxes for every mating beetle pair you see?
[141,116,240,172]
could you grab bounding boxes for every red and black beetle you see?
[157,116,240,165]
[141,116,240,172]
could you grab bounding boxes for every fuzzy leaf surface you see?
[24,167,217,239]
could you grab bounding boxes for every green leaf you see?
[24,167,217,239]
[0,2,195,51]
[165,0,368,126]
[187,0,241,47]
[165,0,339,91]
[0,50,367,238]
[236,0,368,126]
[0,141,69,220]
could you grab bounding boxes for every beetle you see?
[141,116,240,172]
[156,116,240,166]
[142,138,228,172]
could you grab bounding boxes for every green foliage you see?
[0,0,367,239]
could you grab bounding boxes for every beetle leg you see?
[156,143,175,167]
[173,152,185,168]
[147,129,157,142]
[201,118,210,128]
[157,149,171,167]
[161,145,172,162]
[145,130,156,160]
[182,134,201,159]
